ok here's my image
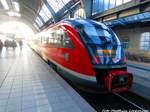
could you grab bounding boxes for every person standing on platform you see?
[4,40,9,49]
[12,40,17,50]
[0,39,3,51]
[18,40,23,50]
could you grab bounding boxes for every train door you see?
[56,28,77,71]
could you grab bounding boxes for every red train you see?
[30,19,133,92]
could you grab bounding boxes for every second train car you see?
[30,19,133,92]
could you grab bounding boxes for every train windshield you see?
[77,25,120,45]
[72,20,126,65]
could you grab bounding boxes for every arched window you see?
[140,32,150,51]
[74,8,86,19]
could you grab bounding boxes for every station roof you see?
[0,0,149,33]
[0,0,80,32]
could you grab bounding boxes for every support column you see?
[80,0,93,18]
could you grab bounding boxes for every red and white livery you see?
[30,19,133,92]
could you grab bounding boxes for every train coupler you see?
[103,70,133,92]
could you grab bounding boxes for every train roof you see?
[63,18,121,45]
[64,18,108,30]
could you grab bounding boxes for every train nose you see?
[103,70,133,92]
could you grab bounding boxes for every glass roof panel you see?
[116,0,123,6]
[35,17,43,27]
[42,4,52,19]
[33,23,39,30]
[39,10,49,22]
[123,0,132,3]
[47,0,71,13]
[109,0,116,9]
[39,4,52,22]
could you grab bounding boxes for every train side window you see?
[41,36,45,44]
[46,28,74,48]
[45,37,48,44]
[48,38,53,44]
[41,36,47,44]
[60,30,74,49]
[49,29,61,46]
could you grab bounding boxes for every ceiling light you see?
[1,0,9,10]
[7,11,21,17]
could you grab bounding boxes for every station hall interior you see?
[0,0,150,112]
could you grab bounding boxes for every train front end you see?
[68,19,133,92]
[103,70,133,92]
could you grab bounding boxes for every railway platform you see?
[0,46,95,112]
[127,61,150,100]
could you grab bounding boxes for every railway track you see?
[75,88,150,112]
[113,93,145,111]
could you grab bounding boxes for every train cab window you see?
[45,28,74,48]
[47,31,60,46]
[56,28,74,49]
[63,36,74,49]
[48,38,54,44]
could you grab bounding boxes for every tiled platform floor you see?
[0,46,95,112]
[127,61,150,100]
